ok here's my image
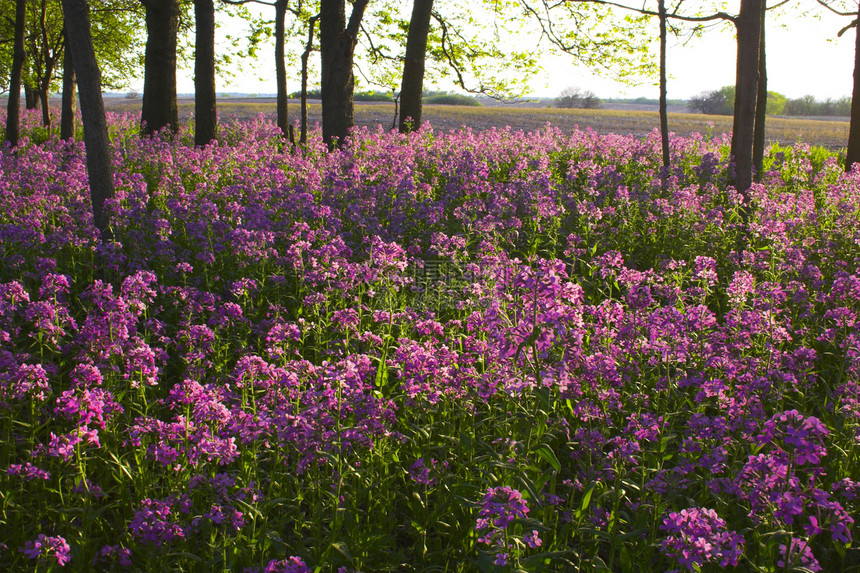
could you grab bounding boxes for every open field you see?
[104,96,852,149]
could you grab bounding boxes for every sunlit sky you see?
[161,4,857,102]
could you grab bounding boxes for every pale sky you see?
[162,3,857,102]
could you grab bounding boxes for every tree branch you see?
[567,0,737,24]
[346,0,370,39]
[816,0,854,17]
[360,22,399,65]
[220,0,276,7]
[431,10,470,93]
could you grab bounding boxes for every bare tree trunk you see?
[731,0,763,200]
[38,0,52,128]
[25,82,40,110]
[61,0,114,240]
[300,13,319,145]
[399,0,433,133]
[847,5,860,171]
[275,0,289,138]
[6,0,26,147]
[60,29,77,141]
[39,69,54,128]
[753,8,767,178]
[194,0,217,145]
[658,0,670,170]
[141,0,180,135]
[319,0,368,148]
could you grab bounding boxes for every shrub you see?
[688,86,734,115]
[556,86,602,109]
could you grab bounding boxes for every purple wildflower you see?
[523,529,542,548]
[778,538,821,572]
[129,498,185,546]
[6,462,50,480]
[408,457,437,486]
[93,545,132,568]
[659,507,744,571]
[476,486,530,555]
[263,556,311,573]
[20,534,72,567]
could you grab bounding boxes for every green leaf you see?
[331,541,354,564]
[533,443,561,472]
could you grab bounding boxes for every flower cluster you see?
[20,534,71,567]
[659,507,744,571]
[475,486,538,565]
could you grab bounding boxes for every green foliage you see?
[766,91,786,115]
[0,0,144,94]
[525,2,658,85]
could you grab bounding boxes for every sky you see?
[164,4,858,102]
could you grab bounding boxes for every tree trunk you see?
[6,0,26,147]
[752,8,767,178]
[658,0,670,171]
[194,0,217,145]
[39,68,54,128]
[847,7,860,172]
[319,0,369,149]
[38,0,52,128]
[731,0,763,200]
[25,81,40,110]
[61,0,114,240]
[300,13,319,145]
[141,0,180,135]
[275,0,289,138]
[60,30,77,141]
[399,0,433,133]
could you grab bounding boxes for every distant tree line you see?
[783,95,852,117]
[603,95,688,107]
[288,88,394,101]
[423,92,481,106]
[690,86,852,118]
[287,88,480,106]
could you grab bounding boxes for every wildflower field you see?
[1,110,860,572]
